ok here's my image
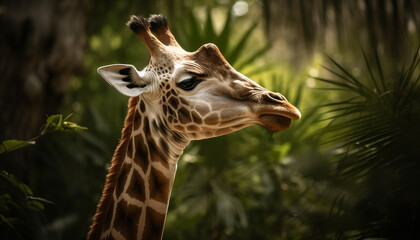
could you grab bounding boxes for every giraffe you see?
[87,14,301,240]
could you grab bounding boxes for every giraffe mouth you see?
[255,99,301,132]
[259,114,292,132]
[256,93,301,132]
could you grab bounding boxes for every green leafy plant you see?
[0,171,52,229]
[0,140,35,155]
[316,47,420,178]
[311,46,420,239]
[0,113,87,238]
[175,7,271,73]
[0,114,87,154]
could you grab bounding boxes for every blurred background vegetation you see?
[1,0,419,239]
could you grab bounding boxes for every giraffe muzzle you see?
[255,91,301,132]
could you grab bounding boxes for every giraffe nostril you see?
[264,92,286,103]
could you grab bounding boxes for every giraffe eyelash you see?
[176,77,203,91]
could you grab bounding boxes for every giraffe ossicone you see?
[88,14,300,240]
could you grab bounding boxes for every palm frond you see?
[315,45,420,239]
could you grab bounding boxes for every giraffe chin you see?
[258,114,292,132]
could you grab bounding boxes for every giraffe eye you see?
[176,77,202,91]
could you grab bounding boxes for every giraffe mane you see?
[88,97,139,239]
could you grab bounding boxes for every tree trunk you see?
[0,0,85,179]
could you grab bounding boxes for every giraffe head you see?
[98,15,301,142]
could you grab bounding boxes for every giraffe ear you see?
[98,64,150,97]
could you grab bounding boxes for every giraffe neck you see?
[88,97,189,240]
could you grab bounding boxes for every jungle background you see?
[1,0,420,239]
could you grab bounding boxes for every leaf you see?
[0,171,33,196]
[317,47,420,181]
[0,140,35,154]
[46,114,61,125]
[41,113,87,134]
[0,214,19,229]
[226,21,258,65]
[186,11,203,50]
[235,42,271,71]
[26,200,45,212]
[217,8,232,54]
[204,8,217,43]
[63,121,88,131]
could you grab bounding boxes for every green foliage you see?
[0,114,87,239]
[0,171,50,237]
[0,140,35,154]
[0,170,52,220]
[317,47,420,178]
[0,170,51,239]
[175,7,270,72]
[41,114,88,135]
[310,46,420,239]
[0,114,87,155]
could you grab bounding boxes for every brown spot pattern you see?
[134,134,149,172]
[103,197,115,231]
[143,117,151,138]
[178,107,192,124]
[174,125,185,132]
[127,137,133,159]
[134,110,142,130]
[167,107,175,117]
[148,167,170,203]
[191,111,202,124]
[179,97,188,105]
[116,163,131,198]
[187,125,199,132]
[204,113,219,125]
[162,104,168,116]
[139,100,146,113]
[127,169,146,202]
[113,199,142,240]
[142,207,165,240]
[169,97,179,109]
[195,104,210,115]
[148,140,169,169]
